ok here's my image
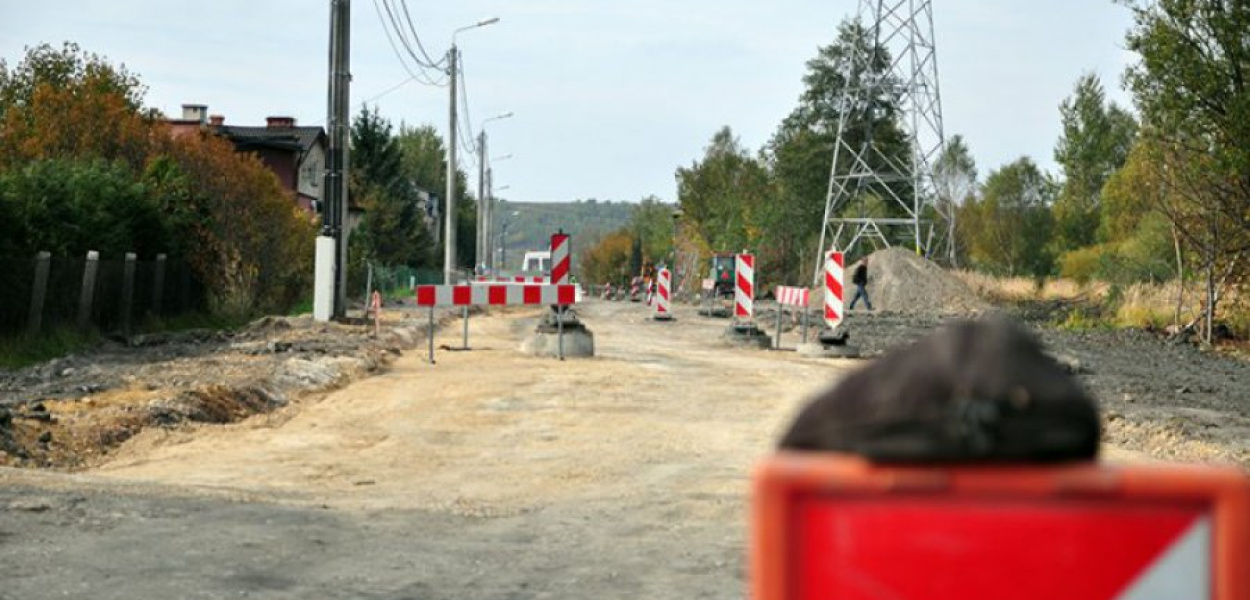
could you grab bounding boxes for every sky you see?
[0,1,1137,204]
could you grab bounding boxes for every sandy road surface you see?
[2,300,856,599]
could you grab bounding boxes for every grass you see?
[0,327,101,370]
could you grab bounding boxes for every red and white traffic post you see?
[735,253,755,324]
[653,267,673,321]
[824,250,844,331]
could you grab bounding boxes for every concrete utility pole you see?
[443,18,500,284]
[443,44,459,284]
[315,0,351,321]
[476,130,487,273]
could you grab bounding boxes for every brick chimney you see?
[209,114,224,127]
[181,104,208,124]
[266,116,296,128]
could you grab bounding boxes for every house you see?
[167,104,328,217]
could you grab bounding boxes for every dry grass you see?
[954,271,1219,333]
[953,270,1108,303]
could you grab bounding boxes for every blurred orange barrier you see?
[752,453,1250,600]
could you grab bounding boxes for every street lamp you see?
[497,209,520,271]
[444,16,500,284]
[477,112,513,273]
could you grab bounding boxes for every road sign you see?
[752,453,1250,600]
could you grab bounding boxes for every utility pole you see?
[315,0,350,321]
[443,45,459,284]
[484,166,493,270]
[476,130,487,274]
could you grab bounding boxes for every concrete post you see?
[77,251,99,330]
[27,251,51,336]
[151,253,167,317]
[120,252,136,336]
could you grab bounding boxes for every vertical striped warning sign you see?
[736,253,755,320]
[825,251,844,329]
[550,232,570,286]
[654,267,672,319]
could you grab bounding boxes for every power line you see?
[396,0,447,69]
[373,0,447,85]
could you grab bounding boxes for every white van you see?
[521,251,551,274]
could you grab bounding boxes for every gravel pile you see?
[857,247,988,315]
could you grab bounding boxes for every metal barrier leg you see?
[557,306,565,361]
[428,306,436,364]
[775,307,784,349]
[462,306,469,349]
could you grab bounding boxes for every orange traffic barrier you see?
[752,453,1250,600]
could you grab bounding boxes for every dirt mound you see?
[859,247,988,315]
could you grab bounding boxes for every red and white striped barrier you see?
[735,253,755,320]
[825,251,844,329]
[774,286,810,307]
[415,284,578,307]
[550,231,570,286]
[474,275,549,284]
[653,268,672,320]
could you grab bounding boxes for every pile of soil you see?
[0,308,454,469]
[858,247,988,315]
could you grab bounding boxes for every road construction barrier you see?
[752,453,1250,600]
[653,268,673,321]
[551,231,570,286]
[824,251,844,330]
[772,286,809,349]
[474,275,549,284]
[414,283,579,363]
[736,253,755,321]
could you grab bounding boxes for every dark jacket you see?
[852,263,868,286]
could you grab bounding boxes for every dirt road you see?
[2,300,855,599]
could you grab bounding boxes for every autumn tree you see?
[0,42,155,172]
[932,135,977,267]
[1121,0,1250,342]
[147,131,315,315]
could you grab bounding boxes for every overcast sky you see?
[1,1,1136,204]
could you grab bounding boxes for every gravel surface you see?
[0,297,1246,599]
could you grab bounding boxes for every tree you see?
[147,131,315,315]
[0,43,155,172]
[0,158,168,258]
[676,127,769,257]
[395,122,473,269]
[631,196,677,267]
[1051,73,1137,252]
[580,229,634,285]
[767,17,910,283]
[350,107,434,270]
[959,158,1055,277]
[932,135,977,267]
[1121,0,1250,342]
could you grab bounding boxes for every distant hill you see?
[494,200,635,271]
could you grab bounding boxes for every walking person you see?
[849,257,874,311]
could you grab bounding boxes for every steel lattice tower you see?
[813,0,946,282]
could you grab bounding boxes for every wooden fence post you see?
[151,253,167,317]
[77,250,99,330]
[120,252,136,336]
[27,251,51,336]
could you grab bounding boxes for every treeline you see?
[0,43,314,316]
[346,106,476,286]
[667,1,1248,343]
[0,42,477,321]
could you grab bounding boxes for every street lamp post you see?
[444,17,499,284]
[485,154,512,271]
[497,207,518,271]
[477,113,512,274]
